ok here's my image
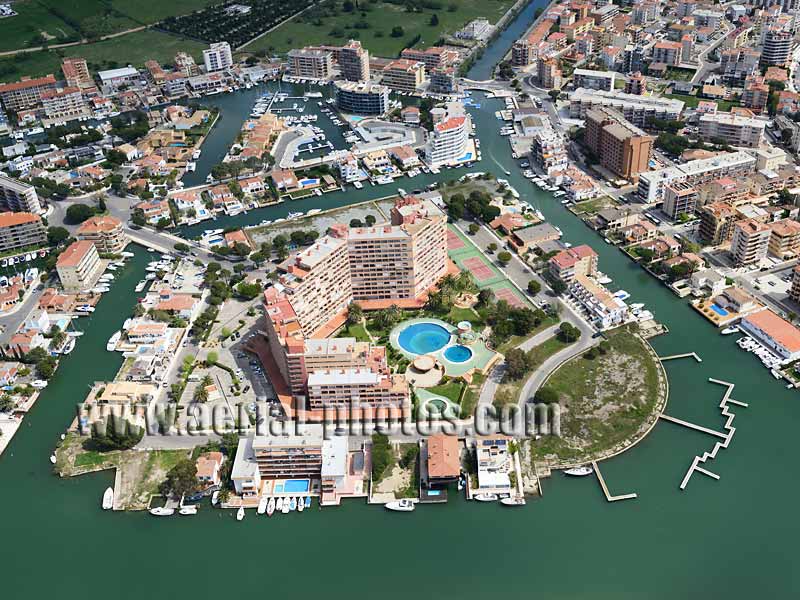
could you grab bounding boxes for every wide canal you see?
[2,2,799,597]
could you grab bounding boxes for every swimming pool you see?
[444,345,473,363]
[274,479,310,494]
[299,178,320,187]
[398,322,451,355]
[710,304,729,317]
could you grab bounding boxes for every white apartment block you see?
[572,69,616,91]
[731,219,771,266]
[699,113,765,148]
[288,48,333,80]
[424,112,471,166]
[637,151,757,203]
[203,42,233,73]
[569,88,684,128]
[0,175,43,214]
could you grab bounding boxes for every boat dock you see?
[591,461,637,502]
[659,352,702,363]
[660,378,747,490]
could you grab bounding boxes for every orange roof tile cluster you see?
[744,310,800,353]
[0,212,41,228]
[56,240,95,268]
[77,215,121,234]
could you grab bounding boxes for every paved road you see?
[0,284,46,345]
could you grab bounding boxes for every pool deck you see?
[389,317,498,377]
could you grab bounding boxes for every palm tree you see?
[194,375,214,403]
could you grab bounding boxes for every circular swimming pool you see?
[398,322,451,355]
[444,344,473,363]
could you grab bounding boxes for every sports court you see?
[447,225,532,308]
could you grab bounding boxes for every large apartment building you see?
[333,81,389,116]
[548,245,598,282]
[41,87,89,123]
[381,59,425,93]
[0,175,43,214]
[698,202,737,245]
[569,88,684,127]
[61,58,93,89]
[288,48,333,80]
[767,219,800,259]
[56,240,103,292]
[203,42,232,73]
[662,181,698,221]
[425,113,471,166]
[339,40,370,82]
[0,75,57,112]
[699,113,765,148]
[400,47,457,73]
[531,129,569,175]
[76,215,128,254]
[761,28,792,67]
[0,212,46,254]
[638,151,756,203]
[731,218,771,266]
[583,107,653,182]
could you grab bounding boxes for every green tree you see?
[504,348,532,380]
[161,458,198,498]
[47,226,70,246]
[527,279,541,295]
[65,203,95,224]
[534,386,559,404]
[468,223,479,235]
[347,302,363,325]
[497,251,512,266]
[371,433,393,481]
[236,282,262,300]
[429,13,439,26]
[174,242,190,253]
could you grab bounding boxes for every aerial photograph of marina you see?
[1,0,800,597]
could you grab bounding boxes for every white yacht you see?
[149,507,174,517]
[179,506,198,516]
[384,499,415,512]
[500,497,526,507]
[236,507,245,521]
[721,326,739,335]
[473,493,499,502]
[106,331,121,352]
[258,497,268,515]
[564,466,593,477]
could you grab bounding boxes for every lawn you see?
[532,327,666,464]
[0,0,79,52]
[447,306,483,328]
[664,67,695,82]
[243,0,514,58]
[460,371,484,418]
[665,93,739,113]
[0,29,205,83]
[73,448,119,469]
[495,315,558,355]
[427,379,466,404]
[339,322,371,342]
[570,196,616,216]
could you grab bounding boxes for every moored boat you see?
[211,491,220,506]
[297,497,304,512]
[49,454,56,464]
[179,506,198,516]
[500,497,526,507]
[564,466,593,477]
[289,497,297,511]
[258,497,268,515]
[106,331,121,351]
[384,499,415,512]
[102,487,114,510]
[721,326,739,335]
[267,497,275,516]
[473,493,499,502]
[236,507,245,521]
[149,507,174,517]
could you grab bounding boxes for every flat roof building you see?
[56,240,102,292]
[0,175,43,214]
[0,212,46,254]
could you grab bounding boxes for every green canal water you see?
[3,3,800,597]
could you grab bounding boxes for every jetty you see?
[659,352,702,363]
[660,378,746,490]
[592,461,637,502]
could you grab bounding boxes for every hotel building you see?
[76,215,128,254]
[288,48,333,80]
[0,212,47,254]
[699,113,765,148]
[0,175,43,214]
[56,240,103,291]
[61,58,93,89]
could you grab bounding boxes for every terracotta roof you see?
[0,212,41,228]
[0,75,56,93]
[744,309,800,353]
[427,434,460,478]
[56,240,95,268]
[77,215,121,234]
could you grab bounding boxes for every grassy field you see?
[0,0,79,52]
[338,322,371,342]
[665,93,739,113]
[493,334,571,408]
[427,379,466,404]
[110,0,219,24]
[533,327,666,464]
[0,29,205,83]
[243,0,514,58]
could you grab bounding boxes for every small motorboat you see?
[385,499,415,512]
[211,491,220,506]
[564,466,594,477]
[304,497,311,508]
[106,331,121,351]
[258,497,268,515]
[49,454,57,464]
[721,326,739,335]
[276,497,283,512]
[500,497,526,507]
[236,507,245,521]
[298,497,304,512]
[267,497,276,516]
[281,499,290,514]
[473,493,499,502]
[457,475,465,491]
[179,506,198,516]
[149,507,174,517]
[102,487,114,510]
[289,497,297,511]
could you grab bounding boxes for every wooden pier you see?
[662,378,746,491]
[592,461,637,502]
[659,352,702,363]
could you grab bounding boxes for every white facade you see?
[203,42,233,73]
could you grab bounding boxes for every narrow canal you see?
[2,3,799,597]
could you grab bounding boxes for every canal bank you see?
[2,3,800,598]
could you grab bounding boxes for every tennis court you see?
[447,229,465,250]
[492,285,527,308]
[462,256,496,283]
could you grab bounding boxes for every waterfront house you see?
[231,436,261,499]
[741,309,800,362]
[0,362,20,386]
[196,452,224,487]
[474,436,513,495]
[426,434,460,486]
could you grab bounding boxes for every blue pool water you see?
[300,178,320,187]
[398,322,451,354]
[274,479,310,494]
[444,345,473,363]
[710,304,729,317]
